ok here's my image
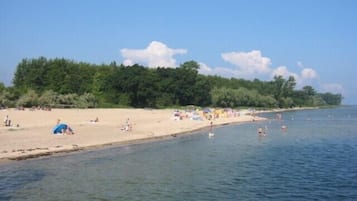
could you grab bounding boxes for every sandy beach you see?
[0,108,265,162]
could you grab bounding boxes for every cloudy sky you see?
[1,0,356,104]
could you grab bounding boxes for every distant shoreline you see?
[0,107,317,164]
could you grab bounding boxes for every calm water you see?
[1,106,357,201]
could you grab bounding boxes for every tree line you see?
[0,57,342,109]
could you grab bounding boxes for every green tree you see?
[156,67,176,106]
[312,95,326,106]
[10,56,341,108]
[192,75,212,106]
[303,85,316,96]
[0,82,5,93]
[319,92,343,105]
[174,61,199,105]
[13,57,48,93]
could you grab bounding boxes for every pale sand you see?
[0,108,264,162]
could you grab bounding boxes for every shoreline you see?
[2,121,241,163]
[0,107,314,163]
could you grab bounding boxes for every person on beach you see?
[4,115,8,126]
[3,115,11,127]
[121,118,132,132]
[90,117,99,123]
[64,125,75,135]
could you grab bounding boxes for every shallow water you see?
[1,106,357,200]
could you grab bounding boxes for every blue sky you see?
[1,0,356,104]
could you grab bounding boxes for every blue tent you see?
[53,124,68,134]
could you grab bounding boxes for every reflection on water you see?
[1,106,357,200]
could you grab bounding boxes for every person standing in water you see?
[208,120,215,137]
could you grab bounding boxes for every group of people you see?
[4,113,132,135]
[53,117,132,135]
[89,116,132,132]
[257,112,288,136]
[257,125,287,136]
[3,115,20,128]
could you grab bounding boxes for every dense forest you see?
[0,57,342,109]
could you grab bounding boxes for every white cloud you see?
[121,41,187,68]
[205,50,319,85]
[213,67,239,77]
[301,68,318,80]
[198,62,237,78]
[271,65,302,85]
[221,50,272,75]
[194,49,343,97]
[270,62,320,88]
[203,50,320,88]
[198,62,213,75]
[297,66,318,88]
[272,66,297,78]
[298,62,318,80]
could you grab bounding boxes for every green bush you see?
[16,89,39,107]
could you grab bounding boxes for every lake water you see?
[1,106,357,201]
